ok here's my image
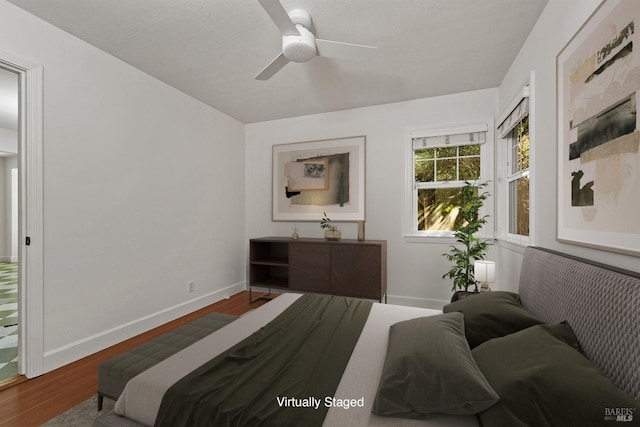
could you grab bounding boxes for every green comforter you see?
[155,294,373,427]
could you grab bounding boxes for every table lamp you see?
[474,260,496,292]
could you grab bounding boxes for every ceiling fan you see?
[255,0,378,80]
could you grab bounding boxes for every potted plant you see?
[442,181,490,302]
[321,212,341,241]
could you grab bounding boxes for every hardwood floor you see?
[0,291,272,427]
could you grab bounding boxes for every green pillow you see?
[473,323,639,427]
[372,312,498,418]
[443,291,542,348]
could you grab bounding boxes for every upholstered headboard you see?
[518,246,640,403]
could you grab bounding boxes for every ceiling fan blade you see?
[258,0,299,36]
[255,52,290,80]
[316,39,378,61]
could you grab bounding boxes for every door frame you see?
[0,50,44,378]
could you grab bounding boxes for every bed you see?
[94,247,640,426]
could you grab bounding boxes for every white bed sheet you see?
[115,293,478,427]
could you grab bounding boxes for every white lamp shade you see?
[474,260,496,283]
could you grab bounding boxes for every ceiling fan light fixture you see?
[255,0,377,80]
[282,26,316,62]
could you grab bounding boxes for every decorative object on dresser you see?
[249,237,387,303]
[357,220,365,241]
[320,211,341,241]
[442,181,491,301]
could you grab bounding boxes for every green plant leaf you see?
[440,181,491,292]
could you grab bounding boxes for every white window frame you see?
[496,73,535,248]
[404,123,494,241]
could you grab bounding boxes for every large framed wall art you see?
[272,136,365,222]
[557,0,640,256]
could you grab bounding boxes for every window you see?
[408,125,488,235]
[497,83,531,242]
[507,117,529,236]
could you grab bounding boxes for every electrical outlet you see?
[188,280,195,292]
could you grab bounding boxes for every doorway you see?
[0,51,44,381]
[0,66,19,383]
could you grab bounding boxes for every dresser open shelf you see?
[249,237,387,303]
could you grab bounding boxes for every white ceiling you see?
[6,0,548,124]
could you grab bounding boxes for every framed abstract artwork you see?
[272,136,365,221]
[557,0,640,256]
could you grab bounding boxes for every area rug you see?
[41,395,115,426]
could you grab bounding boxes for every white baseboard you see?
[386,294,448,311]
[43,281,246,374]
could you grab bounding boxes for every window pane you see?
[510,140,517,174]
[436,158,457,181]
[417,187,470,231]
[459,144,480,156]
[415,159,434,182]
[518,141,530,172]
[509,176,529,236]
[436,146,457,158]
[510,117,529,174]
[518,117,530,171]
[415,149,435,182]
[459,157,480,180]
[415,148,434,160]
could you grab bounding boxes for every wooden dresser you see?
[249,237,387,302]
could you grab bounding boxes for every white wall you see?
[0,81,18,262]
[497,0,640,279]
[0,128,17,153]
[246,88,498,308]
[0,0,246,372]
[0,155,18,263]
[4,156,17,262]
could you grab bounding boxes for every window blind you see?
[412,127,487,150]
[497,85,530,138]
